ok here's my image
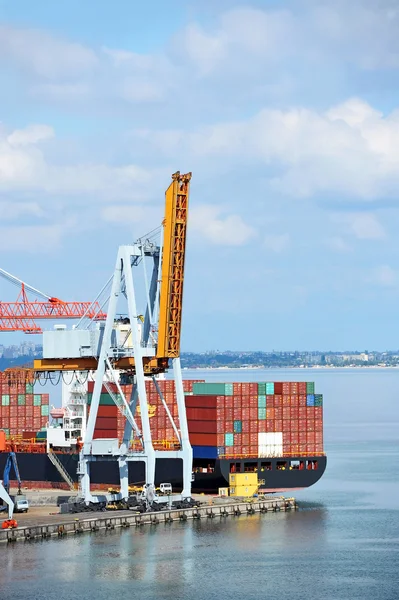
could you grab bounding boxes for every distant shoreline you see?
[182,365,399,370]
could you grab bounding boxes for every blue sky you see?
[1,0,399,351]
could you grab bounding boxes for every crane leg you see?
[118,457,129,500]
[173,357,193,498]
[0,481,14,520]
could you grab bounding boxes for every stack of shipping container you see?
[87,379,323,458]
[0,373,49,437]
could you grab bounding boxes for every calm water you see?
[1,369,398,600]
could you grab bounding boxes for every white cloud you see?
[368,265,397,287]
[0,223,66,252]
[140,97,399,199]
[0,25,97,78]
[327,237,352,252]
[0,201,44,221]
[190,204,256,246]
[349,213,386,239]
[331,212,386,240]
[263,233,290,253]
[0,123,155,200]
[7,125,54,147]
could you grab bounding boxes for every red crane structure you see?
[0,268,106,333]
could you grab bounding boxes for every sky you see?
[1,0,399,351]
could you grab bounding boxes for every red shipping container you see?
[216,433,224,446]
[88,382,118,394]
[233,396,242,410]
[266,408,275,419]
[284,432,291,444]
[233,383,242,394]
[290,394,299,405]
[282,382,290,395]
[234,433,242,445]
[283,444,291,456]
[314,407,323,419]
[249,406,258,420]
[266,419,275,431]
[299,444,307,453]
[290,382,298,394]
[249,446,258,456]
[274,395,282,407]
[248,395,257,407]
[10,406,17,417]
[274,407,282,420]
[250,420,258,433]
[299,419,307,431]
[299,431,307,444]
[93,430,118,439]
[186,408,216,421]
[291,432,299,444]
[232,446,242,456]
[315,421,323,433]
[249,383,258,394]
[291,407,299,420]
[224,397,233,409]
[275,419,283,431]
[242,433,250,446]
[315,444,323,454]
[299,395,307,406]
[241,383,250,393]
[307,421,315,432]
[223,407,233,421]
[95,417,117,429]
[298,382,307,394]
[307,432,315,444]
[258,420,266,433]
[242,420,250,433]
[282,395,290,406]
[216,420,225,434]
[299,407,307,419]
[282,407,290,420]
[97,406,118,417]
[241,407,250,420]
[306,444,316,455]
[274,382,283,394]
[188,420,217,434]
[315,433,323,445]
[266,395,274,407]
[185,396,218,408]
[189,432,217,446]
[225,421,233,433]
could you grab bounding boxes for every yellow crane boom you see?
[157,171,191,359]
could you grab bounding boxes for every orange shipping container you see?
[189,432,217,446]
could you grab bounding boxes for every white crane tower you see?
[34,172,193,504]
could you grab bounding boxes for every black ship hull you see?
[0,452,327,494]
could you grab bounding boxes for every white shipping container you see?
[258,432,283,457]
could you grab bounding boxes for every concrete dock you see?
[1,495,297,544]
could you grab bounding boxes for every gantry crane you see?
[33,172,193,504]
[0,268,106,333]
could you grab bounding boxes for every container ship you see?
[0,373,326,494]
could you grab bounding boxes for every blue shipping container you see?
[192,446,218,459]
[234,420,242,433]
[306,394,315,406]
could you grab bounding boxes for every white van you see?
[159,483,172,495]
[11,494,29,513]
